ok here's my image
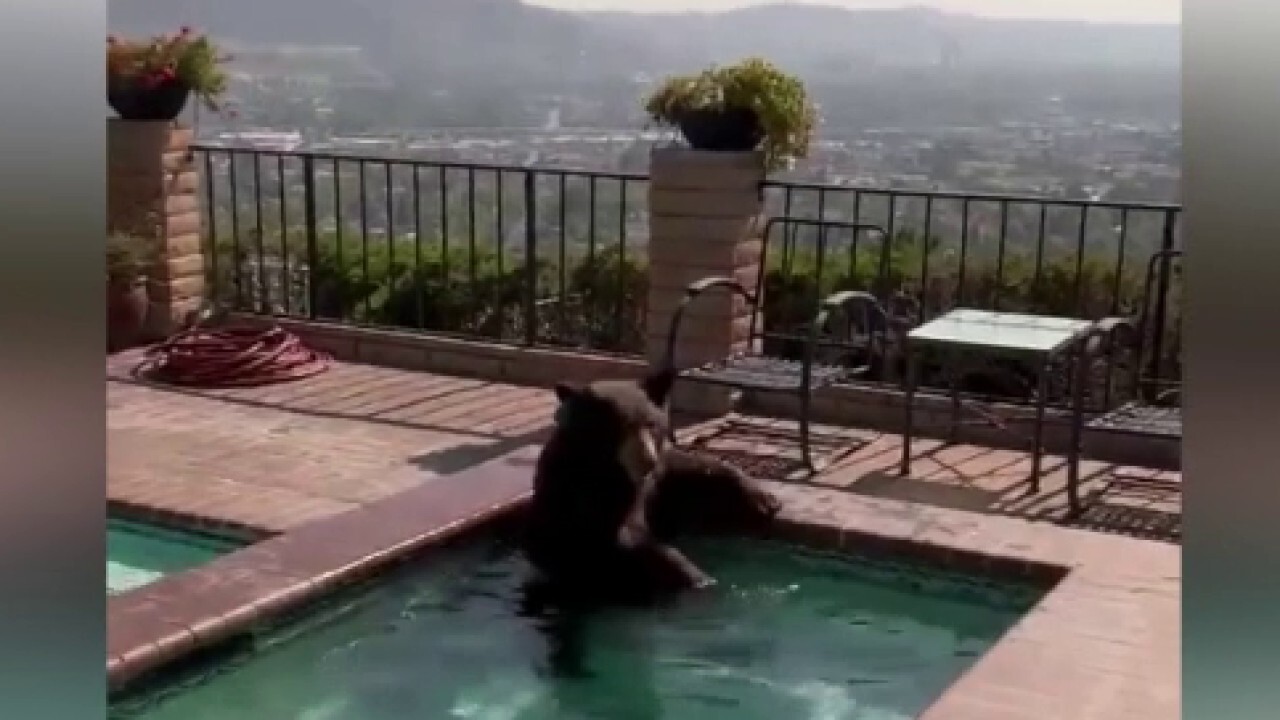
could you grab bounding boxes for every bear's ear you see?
[554,382,590,428]
[641,366,676,406]
[554,382,584,404]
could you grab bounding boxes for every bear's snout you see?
[618,424,662,482]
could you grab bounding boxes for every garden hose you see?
[132,306,330,388]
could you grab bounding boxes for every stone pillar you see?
[108,120,204,339]
[645,149,766,417]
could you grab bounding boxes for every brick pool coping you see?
[107,445,1179,719]
[109,499,272,544]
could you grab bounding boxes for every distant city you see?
[189,43,1178,204]
[108,1,1179,205]
[200,110,1180,204]
[113,0,1181,300]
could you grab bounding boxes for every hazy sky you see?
[526,1,1181,25]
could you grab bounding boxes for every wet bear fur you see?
[522,367,781,604]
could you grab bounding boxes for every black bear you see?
[522,367,781,603]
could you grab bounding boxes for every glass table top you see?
[907,309,1094,354]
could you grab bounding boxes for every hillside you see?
[108,0,1179,87]
[107,0,644,85]
[587,5,1177,72]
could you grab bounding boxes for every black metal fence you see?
[757,182,1183,396]
[197,144,650,353]
[194,143,1182,398]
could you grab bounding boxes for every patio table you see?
[899,309,1094,508]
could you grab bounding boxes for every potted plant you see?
[106,27,230,121]
[107,234,153,352]
[643,57,817,172]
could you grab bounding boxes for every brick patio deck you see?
[108,350,1181,540]
[108,350,558,532]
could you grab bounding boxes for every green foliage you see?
[759,229,1148,332]
[207,231,650,351]
[644,57,817,172]
[362,246,537,337]
[558,245,648,352]
[207,227,1169,368]
[106,234,154,283]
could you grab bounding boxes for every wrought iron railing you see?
[196,143,648,354]
[193,143,1182,401]
[757,181,1183,399]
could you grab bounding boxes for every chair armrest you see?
[683,276,757,303]
[663,277,759,370]
[1155,387,1182,407]
[814,290,889,327]
[810,290,895,376]
[1082,316,1138,357]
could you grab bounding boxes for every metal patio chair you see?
[1067,248,1182,510]
[661,217,903,473]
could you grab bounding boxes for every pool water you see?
[110,536,1046,720]
[108,518,243,595]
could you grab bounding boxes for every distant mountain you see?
[108,0,1180,87]
[108,0,646,86]
[587,5,1179,72]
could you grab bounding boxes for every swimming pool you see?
[110,535,1046,720]
[107,518,243,595]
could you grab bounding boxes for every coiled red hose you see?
[134,324,330,388]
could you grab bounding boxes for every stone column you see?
[108,120,204,339]
[645,148,766,417]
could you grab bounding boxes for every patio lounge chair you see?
[1067,248,1182,510]
[661,216,905,473]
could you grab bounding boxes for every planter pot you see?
[107,277,149,352]
[108,79,191,121]
[677,108,764,152]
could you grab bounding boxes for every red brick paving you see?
[685,413,1180,538]
[110,349,1180,536]
[108,349,557,532]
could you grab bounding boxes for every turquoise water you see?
[110,536,1045,720]
[107,519,242,595]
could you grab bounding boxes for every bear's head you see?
[550,367,676,482]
